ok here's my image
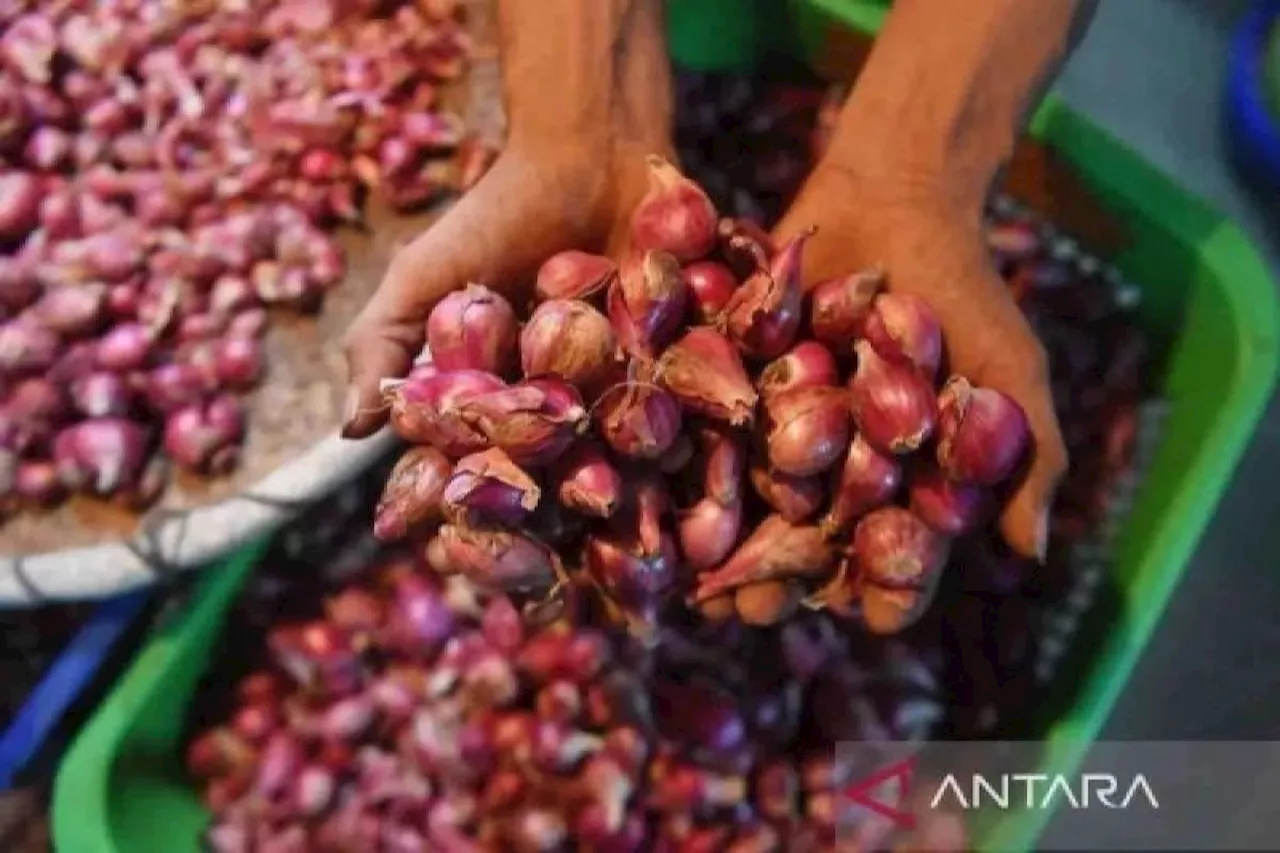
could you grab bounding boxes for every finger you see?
[341,179,516,438]
[996,367,1069,562]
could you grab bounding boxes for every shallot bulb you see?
[808,269,882,350]
[143,363,209,414]
[722,227,812,360]
[15,458,65,507]
[935,376,1031,486]
[534,251,617,302]
[0,320,59,375]
[32,283,107,337]
[214,336,264,390]
[821,433,902,534]
[436,524,558,591]
[585,531,679,634]
[384,369,504,455]
[909,466,992,535]
[691,515,834,602]
[552,443,623,518]
[749,462,825,523]
[425,283,519,374]
[97,323,153,371]
[442,447,541,526]
[847,341,936,455]
[460,378,587,466]
[655,328,756,426]
[520,300,617,393]
[763,387,850,477]
[608,250,688,358]
[758,341,838,400]
[852,507,950,633]
[163,396,245,475]
[629,155,718,262]
[374,446,451,542]
[596,381,681,460]
[682,260,738,323]
[52,418,148,496]
[862,291,943,378]
[718,216,776,280]
[71,372,133,418]
[678,496,742,572]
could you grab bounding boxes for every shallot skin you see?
[936,376,1031,486]
[426,283,519,375]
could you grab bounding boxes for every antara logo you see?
[929,773,1161,811]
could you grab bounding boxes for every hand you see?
[342,0,673,438]
[774,163,1067,561]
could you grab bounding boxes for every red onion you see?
[0,320,58,376]
[0,172,40,239]
[683,260,738,323]
[596,380,682,460]
[584,531,678,632]
[374,446,451,542]
[935,376,1031,486]
[15,458,65,506]
[4,377,68,452]
[521,299,617,392]
[691,515,834,602]
[655,327,756,426]
[722,227,812,360]
[383,573,457,657]
[718,217,776,280]
[863,291,943,378]
[437,523,558,590]
[384,369,504,454]
[227,309,268,340]
[629,155,718,262]
[847,341,937,455]
[0,256,39,311]
[52,418,148,496]
[853,507,949,591]
[763,387,850,477]
[553,442,623,519]
[144,362,209,414]
[808,269,882,349]
[97,323,153,371]
[679,496,743,572]
[608,250,688,358]
[534,251,617,302]
[426,283,519,375]
[758,341,838,400]
[39,190,80,239]
[460,378,587,466]
[213,336,264,390]
[71,372,133,418]
[749,462,824,523]
[909,467,992,534]
[163,395,244,474]
[442,447,541,526]
[821,433,902,533]
[653,680,746,760]
[30,284,107,338]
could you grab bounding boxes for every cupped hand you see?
[341,133,667,439]
[774,163,1067,561]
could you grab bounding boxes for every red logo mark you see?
[841,755,918,830]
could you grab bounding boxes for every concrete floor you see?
[1046,0,1280,843]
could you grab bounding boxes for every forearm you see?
[826,0,1097,210]
[498,0,667,145]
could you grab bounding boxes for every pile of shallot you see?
[0,0,489,518]
[376,155,1032,636]
[190,549,966,852]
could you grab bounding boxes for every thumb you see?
[341,177,519,438]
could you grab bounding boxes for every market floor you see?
[1047,0,1280,843]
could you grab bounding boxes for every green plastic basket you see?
[54,2,1279,851]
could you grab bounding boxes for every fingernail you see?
[1034,510,1050,565]
[340,388,360,437]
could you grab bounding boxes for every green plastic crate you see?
[54,3,1278,851]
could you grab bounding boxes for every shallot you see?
[863,291,943,378]
[520,300,616,392]
[426,284,519,375]
[629,156,718,262]
[808,269,882,350]
[936,376,1031,486]
[763,387,849,477]
[608,250,688,358]
[534,251,617,302]
[441,447,541,526]
[655,327,756,426]
[847,341,936,455]
[374,446,451,542]
[721,228,812,360]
